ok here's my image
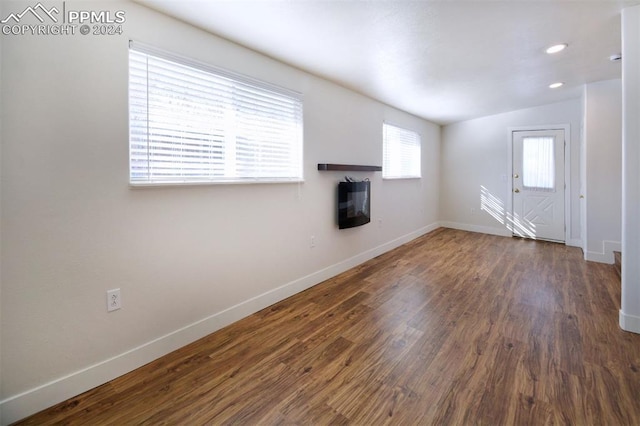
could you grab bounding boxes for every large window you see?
[129,42,303,185]
[382,123,421,179]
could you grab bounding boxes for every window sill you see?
[382,176,422,180]
[130,178,304,188]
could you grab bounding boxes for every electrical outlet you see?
[310,235,316,248]
[378,218,383,228]
[107,288,121,312]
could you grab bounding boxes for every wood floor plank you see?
[15,228,640,425]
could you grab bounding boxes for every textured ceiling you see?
[135,0,636,125]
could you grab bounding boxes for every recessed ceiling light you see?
[546,44,568,54]
[549,82,564,89]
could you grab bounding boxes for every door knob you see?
[514,188,520,193]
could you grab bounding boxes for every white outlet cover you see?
[107,288,121,312]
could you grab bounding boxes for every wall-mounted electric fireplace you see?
[338,179,371,229]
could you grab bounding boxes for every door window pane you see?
[522,136,555,191]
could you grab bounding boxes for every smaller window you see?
[382,123,421,179]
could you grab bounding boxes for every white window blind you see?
[129,42,303,185]
[522,136,555,191]
[382,123,421,179]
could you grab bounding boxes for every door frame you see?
[507,124,571,244]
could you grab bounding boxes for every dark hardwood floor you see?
[16,228,640,425]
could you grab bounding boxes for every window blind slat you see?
[129,44,303,184]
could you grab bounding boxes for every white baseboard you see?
[585,240,622,264]
[620,309,640,334]
[439,221,512,238]
[0,222,440,425]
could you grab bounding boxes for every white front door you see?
[512,129,565,242]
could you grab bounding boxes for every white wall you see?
[583,79,622,263]
[0,1,440,423]
[621,5,640,334]
[440,99,582,245]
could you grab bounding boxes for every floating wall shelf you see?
[317,163,382,172]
